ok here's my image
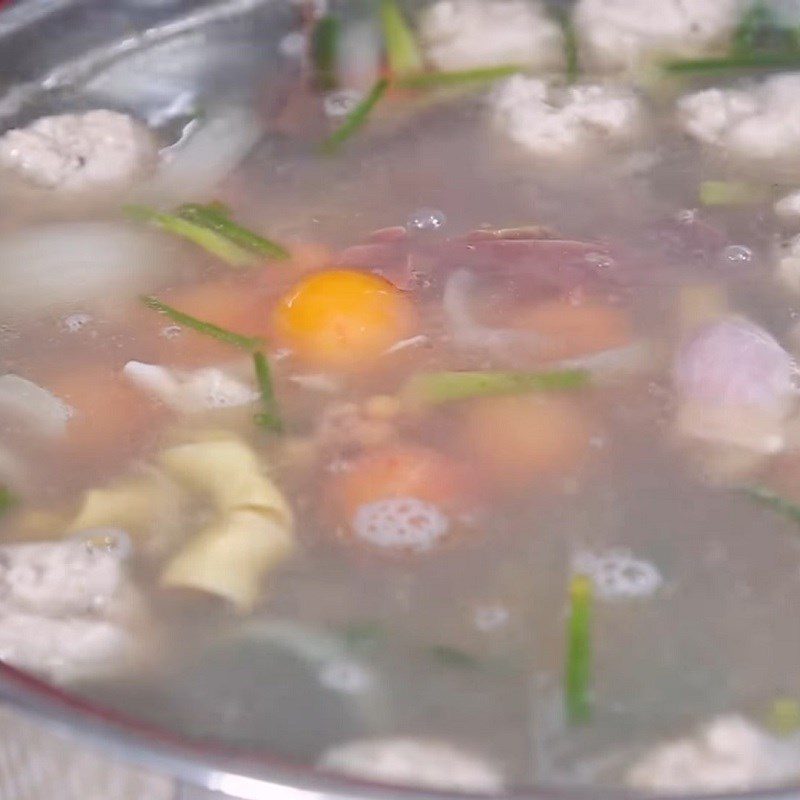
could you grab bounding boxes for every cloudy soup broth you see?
[3,0,800,793]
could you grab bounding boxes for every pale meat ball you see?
[0,109,158,190]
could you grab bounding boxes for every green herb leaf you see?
[732,1,773,54]
[141,296,265,351]
[428,644,480,669]
[125,204,258,268]
[381,0,424,78]
[662,52,800,73]
[0,486,17,517]
[699,180,769,206]
[341,621,387,651]
[766,697,800,736]
[177,204,290,261]
[321,77,390,153]
[253,351,283,432]
[312,15,341,90]
[743,485,800,526]
[397,64,521,89]
[401,368,589,406]
[565,574,592,725]
[556,8,580,83]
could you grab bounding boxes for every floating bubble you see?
[352,496,450,553]
[473,603,510,632]
[61,313,92,333]
[406,208,447,233]
[279,31,307,59]
[572,548,663,600]
[324,90,363,119]
[722,244,753,265]
[318,659,373,695]
[160,325,182,340]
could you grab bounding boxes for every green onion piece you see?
[401,368,589,406]
[321,77,390,153]
[565,574,592,725]
[662,52,800,73]
[125,204,257,268]
[341,621,386,651]
[767,698,800,736]
[253,351,283,432]
[311,15,340,90]
[0,486,17,517]
[556,8,580,83]
[381,0,424,78]
[428,645,480,669]
[398,64,521,89]
[177,204,290,261]
[732,1,773,54]
[699,180,769,206]
[141,296,265,351]
[743,485,800,526]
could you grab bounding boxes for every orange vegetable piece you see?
[273,269,416,370]
[461,395,596,490]
[513,300,632,361]
[45,365,163,460]
[329,443,473,523]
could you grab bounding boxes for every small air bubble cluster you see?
[318,659,373,695]
[721,244,754,265]
[61,313,92,333]
[160,325,182,340]
[352,496,451,553]
[324,90,363,119]
[473,603,510,632]
[279,31,307,58]
[572,548,663,600]
[406,208,447,233]
[584,251,615,270]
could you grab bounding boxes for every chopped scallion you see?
[732,1,773,54]
[381,0,424,78]
[699,180,768,206]
[125,204,257,268]
[253,351,283,432]
[767,697,800,736]
[743,485,800,526]
[321,77,390,153]
[311,15,340,90]
[565,574,592,725]
[177,204,290,261]
[401,368,589,406]
[141,296,265,351]
[556,8,580,83]
[663,52,800,73]
[0,486,17,517]
[397,64,521,89]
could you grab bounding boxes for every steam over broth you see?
[3,0,800,794]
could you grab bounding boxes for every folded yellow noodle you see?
[160,509,295,611]
[158,437,292,523]
[158,434,295,611]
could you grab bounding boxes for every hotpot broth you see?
[1,0,800,792]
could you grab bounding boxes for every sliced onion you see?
[0,223,174,318]
[0,374,71,439]
[143,106,262,202]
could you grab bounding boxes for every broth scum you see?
[2,0,800,793]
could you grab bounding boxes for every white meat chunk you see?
[319,737,504,793]
[0,374,72,440]
[0,532,144,683]
[0,110,157,191]
[678,74,800,166]
[627,715,800,793]
[775,189,800,221]
[490,76,643,158]
[574,0,745,71]
[778,233,800,293]
[122,361,258,413]
[418,0,564,72]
